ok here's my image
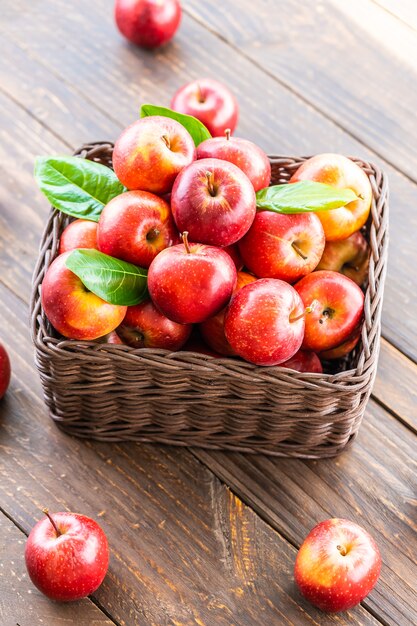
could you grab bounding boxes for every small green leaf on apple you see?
[140,104,211,146]
[34,156,125,222]
[65,249,148,306]
[256,181,358,214]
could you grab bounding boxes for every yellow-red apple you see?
[316,231,369,286]
[59,219,98,254]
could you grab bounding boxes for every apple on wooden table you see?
[0,341,11,400]
[114,0,181,49]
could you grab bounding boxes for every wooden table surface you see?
[1,1,416,625]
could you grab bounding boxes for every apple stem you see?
[197,83,205,103]
[290,299,319,323]
[206,171,216,196]
[225,128,231,140]
[291,241,308,260]
[181,231,191,254]
[337,544,347,556]
[42,508,62,537]
[161,134,171,150]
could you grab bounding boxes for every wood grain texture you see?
[372,0,417,30]
[0,511,114,626]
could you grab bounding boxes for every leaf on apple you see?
[66,249,148,306]
[140,104,211,146]
[256,181,358,214]
[34,156,125,221]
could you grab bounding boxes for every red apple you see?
[290,154,372,241]
[98,190,178,268]
[115,299,192,350]
[25,509,109,601]
[295,518,381,612]
[197,131,271,191]
[59,219,98,254]
[316,231,370,286]
[114,0,181,48]
[147,233,237,324]
[224,278,305,366]
[171,158,256,247]
[41,252,127,340]
[238,211,325,283]
[200,271,256,355]
[279,350,323,373]
[105,331,125,344]
[319,325,361,360]
[171,78,239,137]
[0,341,11,400]
[112,116,196,194]
[223,244,244,271]
[294,271,364,352]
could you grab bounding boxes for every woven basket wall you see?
[30,143,389,458]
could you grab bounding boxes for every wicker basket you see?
[30,143,389,458]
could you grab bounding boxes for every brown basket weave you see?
[30,143,389,458]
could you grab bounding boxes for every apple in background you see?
[112,116,195,194]
[25,509,109,601]
[279,350,323,374]
[223,244,244,271]
[196,130,271,192]
[115,299,192,350]
[295,518,381,612]
[182,330,221,357]
[316,231,370,286]
[98,190,178,268]
[114,0,181,49]
[224,278,305,366]
[0,342,11,400]
[294,270,364,352]
[319,325,361,360]
[171,158,256,247]
[148,233,237,324]
[105,331,125,344]
[41,252,127,340]
[171,78,239,137]
[59,219,98,254]
[290,154,372,241]
[238,211,325,283]
[200,271,256,355]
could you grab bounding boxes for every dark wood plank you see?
[0,281,380,626]
[0,511,114,626]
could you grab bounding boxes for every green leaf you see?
[255,181,358,214]
[140,104,211,146]
[34,156,125,221]
[66,249,148,306]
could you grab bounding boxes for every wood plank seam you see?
[369,0,417,32]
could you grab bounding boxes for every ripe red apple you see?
[171,78,239,137]
[294,271,364,352]
[223,244,244,271]
[200,271,256,356]
[238,211,325,283]
[105,331,125,344]
[98,190,178,268]
[114,0,181,49]
[0,341,11,400]
[196,130,271,192]
[115,299,192,350]
[290,154,372,241]
[319,325,361,360]
[147,233,237,324]
[295,518,381,612]
[224,278,305,366]
[113,116,195,194]
[171,158,256,247]
[41,252,127,340]
[25,509,109,601]
[279,350,323,374]
[59,219,98,254]
[316,231,370,286]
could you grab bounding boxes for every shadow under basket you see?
[30,143,389,458]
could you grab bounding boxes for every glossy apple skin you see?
[105,331,125,345]
[148,241,237,324]
[59,219,98,254]
[196,135,271,191]
[113,116,196,194]
[290,154,372,241]
[319,325,361,360]
[98,190,178,268]
[114,0,181,48]
[316,231,370,286]
[115,299,192,350]
[170,78,239,137]
[41,252,127,340]
[279,350,323,373]
[295,518,381,612]
[0,342,11,400]
[223,244,244,271]
[224,278,305,366]
[25,512,109,602]
[238,211,325,283]
[171,158,256,247]
[294,271,364,352]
